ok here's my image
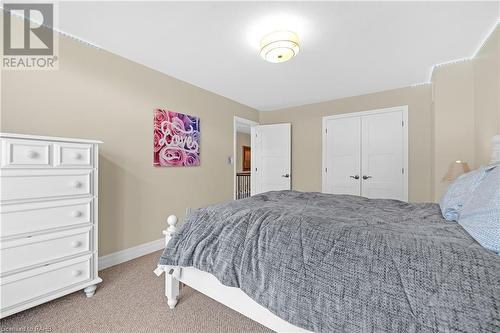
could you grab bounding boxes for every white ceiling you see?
[59,2,499,111]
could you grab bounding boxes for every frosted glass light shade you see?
[260,31,300,63]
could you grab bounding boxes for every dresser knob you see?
[72,270,82,277]
[71,240,82,248]
[27,150,39,158]
[73,152,83,160]
[72,210,83,218]
[72,181,83,188]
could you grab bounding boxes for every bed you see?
[155,136,500,333]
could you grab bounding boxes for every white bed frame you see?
[155,215,309,333]
[155,135,500,333]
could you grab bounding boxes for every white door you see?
[323,117,361,195]
[322,107,408,201]
[251,123,291,195]
[361,112,406,200]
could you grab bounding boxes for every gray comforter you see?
[159,191,500,333]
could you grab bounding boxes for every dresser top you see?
[1,132,103,144]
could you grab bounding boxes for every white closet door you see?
[323,117,361,195]
[361,111,406,200]
[251,123,291,196]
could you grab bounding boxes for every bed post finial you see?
[164,214,180,309]
[167,215,178,234]
[164,215,178,244]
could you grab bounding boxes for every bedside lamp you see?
[443,161,471,181]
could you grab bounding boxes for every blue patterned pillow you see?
[458,164,500,253]
[439,166,486,221]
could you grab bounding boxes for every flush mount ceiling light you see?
[260,31,300,63]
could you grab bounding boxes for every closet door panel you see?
[361,112,404,200]
[324,117,361,195]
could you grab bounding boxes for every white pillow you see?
[458,164,500,253]
[439,166,487,221]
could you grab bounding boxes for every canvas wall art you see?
[154,108,200,167]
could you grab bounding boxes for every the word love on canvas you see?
[153,108,200,167]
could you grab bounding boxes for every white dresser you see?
[0,133,102,318]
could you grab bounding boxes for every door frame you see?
[321,105,409,201]
[234,116,259,200]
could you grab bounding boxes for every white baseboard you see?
[98,238,165,270]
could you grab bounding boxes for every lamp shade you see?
[443,161,471,181]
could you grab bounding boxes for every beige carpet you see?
[1,251,272,333]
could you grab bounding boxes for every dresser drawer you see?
[1,169,92,202]
[1,138,52,167]
[1,198,92,238]
[1,257,91,309]
[54,142,92,167]
[1,226,92,274]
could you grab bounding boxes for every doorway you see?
[251,123,292,196]
[234,116,258,200]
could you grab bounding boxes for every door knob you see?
[350,175,360,180]
[281,174,290,178]
[362,175,373,180]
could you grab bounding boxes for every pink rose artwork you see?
[153,109,200,167]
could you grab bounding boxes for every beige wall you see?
[431,26,500,201]
[473,27,500,166]
[260,85,433,202]
[1,35,258,256]
[236,132,251,173]
[431,61,475,200]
